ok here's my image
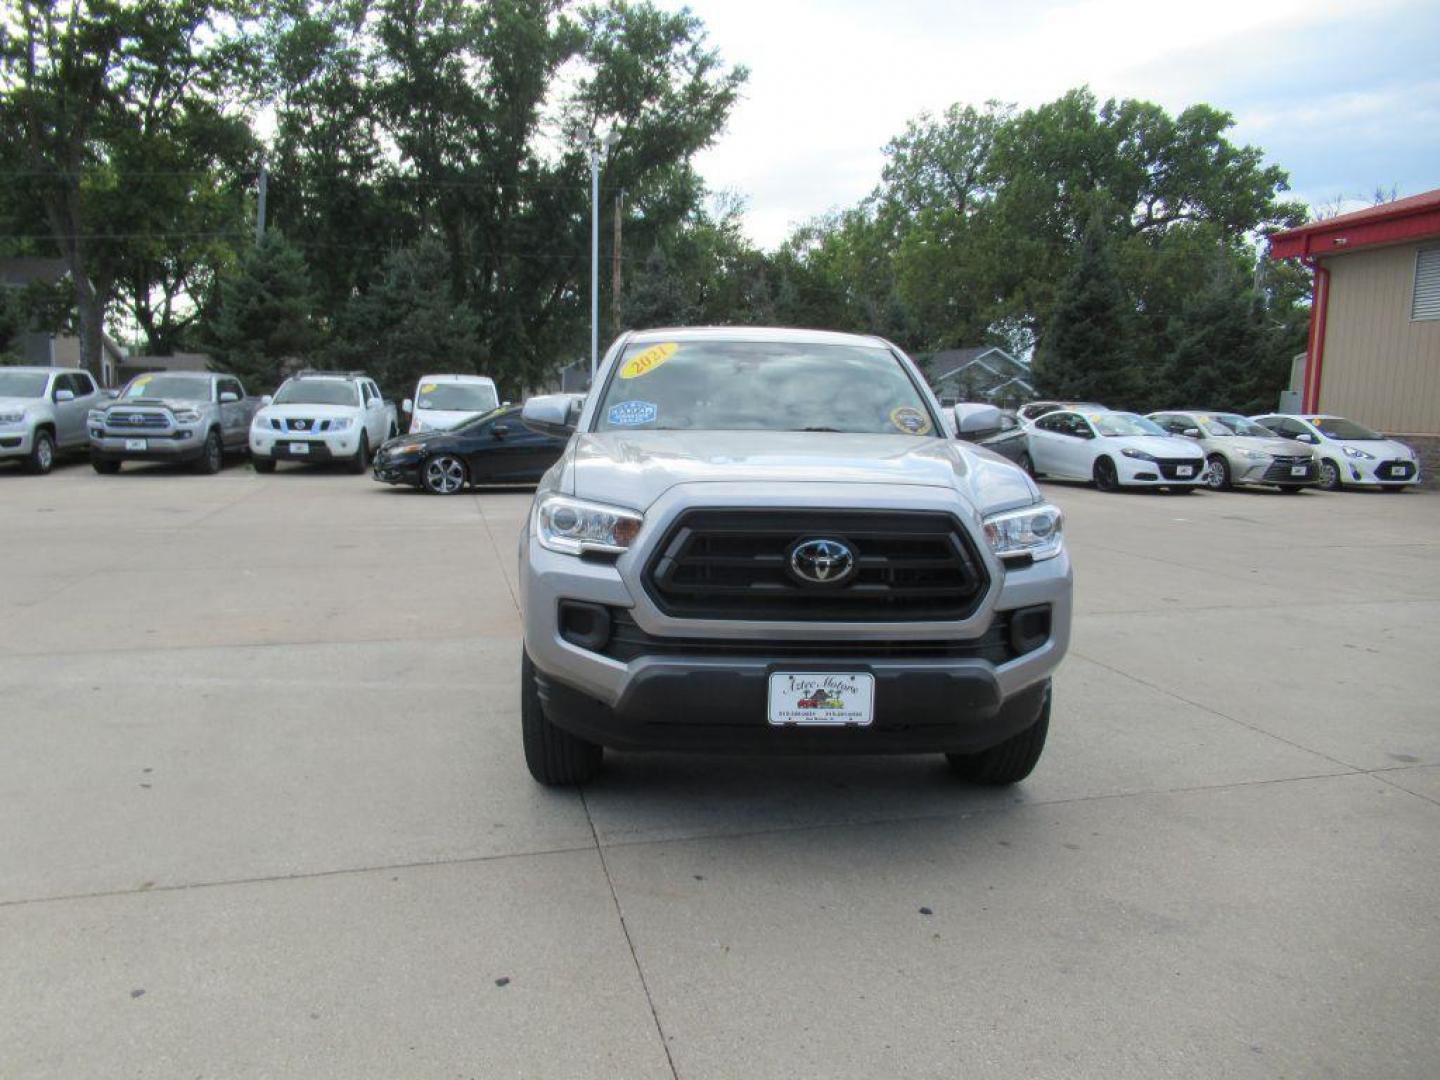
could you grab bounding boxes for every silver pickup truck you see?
[89,371,260,474]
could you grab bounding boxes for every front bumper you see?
[372,453,422,486]
[0,427,34,458]
[1341,457,1421,486]
[521,482,1072,754]
[1233,457,1319,486]
[1115,455,1205,486]
[89,429,204,461]
[249,430,360,462]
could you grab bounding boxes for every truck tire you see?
[194,429,224,474]
[251,454,276,474]
[946,684,1050,785]
[25,428,55,475]
[521,650,603,785]
[91,458,121,475]
[349,432,370,474]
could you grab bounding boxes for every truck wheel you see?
[521,650,602,785]
[349,433,370,474]
[946,684,1050,785]
[25,429,55,475]
[91,458,121,475]
[251,454,276,474]
[194,430,223,474]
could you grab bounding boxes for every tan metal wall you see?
[1319,241,1440,434]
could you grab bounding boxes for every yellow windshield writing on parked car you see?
[619,342,679,380]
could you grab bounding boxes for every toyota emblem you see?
[788,538,857,587]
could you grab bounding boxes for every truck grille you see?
[644,509,989,621]
[277,417,331,432]
[109,411,168,429]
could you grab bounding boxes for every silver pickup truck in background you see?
[0,366,104,474]
[88,371,260,474]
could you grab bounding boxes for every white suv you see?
[249,371,397,473]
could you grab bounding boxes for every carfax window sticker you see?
[889,405,932,435]
[619,342,679,380]
[608,400,658,426]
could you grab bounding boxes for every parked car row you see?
[956,400,1423,493]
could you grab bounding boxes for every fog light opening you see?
[558,600,613,653]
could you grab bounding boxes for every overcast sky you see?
[658,0,1440,248]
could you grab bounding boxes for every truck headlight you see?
[173,409,201,423]
[535,494,643,556]
[1342,445,1374,460]
[251,413,271,430]
[328,417,353,431]
[0,409,26,424]
[86,409,104,425]
[982,504,1063,562]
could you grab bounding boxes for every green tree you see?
[1032,213,1139,405]
[329,237,484,398]
[205,232,319,392]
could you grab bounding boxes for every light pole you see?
[590,131,619,383]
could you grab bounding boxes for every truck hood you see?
[0,396,46,412]
[260,403,361,420]
[95,397,205,413]
[564,430,1040,516]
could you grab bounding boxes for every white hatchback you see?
[1251,413,1421,491]
[404,374,499,434]
[1028,410,1208,492]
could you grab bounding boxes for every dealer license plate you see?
[1176,465,1194,477]
[767,672,874,727]
[124,438,146,451]
[1291,465,1307,476]
[289,442,309,455]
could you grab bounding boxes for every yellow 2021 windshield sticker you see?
[419,383,437,393]
[619,342,678,380]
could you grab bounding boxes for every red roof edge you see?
[1268,187,1440,259]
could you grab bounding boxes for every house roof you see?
[1269,188,1440,259]
[0,257,68,288]
[925,345,1027,384]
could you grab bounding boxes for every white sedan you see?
[1028,409,1208,492]
[1251,413,1421,491]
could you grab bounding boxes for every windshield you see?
[1310,416,1381,440]
[1094,412,1165,437]
[1201,414,1273,438]
[122,374,211,401]
[0,371,49,398]
[594,339,939,435]
[454,406,511,433]
[274,380,359,407]
[417,381,497,412]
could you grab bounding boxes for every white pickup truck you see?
[249,370,397,473]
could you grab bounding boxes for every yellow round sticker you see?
[134,374,153,385]
[619,342,678,380]
[419,383,437,393]
[889,405,932,435]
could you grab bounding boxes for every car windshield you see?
[1310,416,1381,440]
[594,339,939,435]
[274,380,359,406]
[416,381,497,412]
[122,375,211,401]
[1094,412,1165,437]
[0,371,49,398]
[1201,414,1274,438]
[454,406,511,433]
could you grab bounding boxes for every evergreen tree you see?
[623,245,698,330]
[1157,258,1267,412]
[1032,213,1140,406]
[328,238,484,399]
[204,233,320,393]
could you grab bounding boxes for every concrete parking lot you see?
[2,460,1438,1078]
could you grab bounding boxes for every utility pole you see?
[612,190,624,338]
[255,159,268,245]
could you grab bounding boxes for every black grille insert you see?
[645,509,988,621]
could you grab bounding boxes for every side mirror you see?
[1297,432,1317,444]
[54,389,75,402]
[953,404,1003,441]
[105,389,119,399]
[1182,427,1201,438]
[220,391,239,403]
[402,398,413,413]
[261,394,273,406]
[522,394,581,437]
[492,423,510,439]
[368,397,381,408]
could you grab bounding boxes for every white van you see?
[404,374,500,434]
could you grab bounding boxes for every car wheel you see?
[194,429,224,474]
[1318,459,1343,491]
[91,457,121,475]
[521,649,603,785]
[947,683,1050,785]
[349,432,370,474]
[1018,451,1036,478]
[1093,456,1120,492]
[1205,454,1231,490]
[252,455,276,474]
[25,429,55,475]
[422,454,468,495]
